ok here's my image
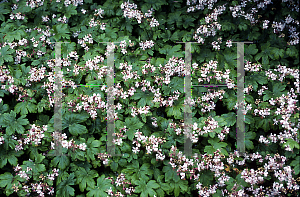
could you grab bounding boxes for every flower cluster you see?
[41,15,50,23]
[197,60,236,89]
[121,1,159,28]
[94,8,104,18]
[120,1,143,23]
[112,126,128,146]
[119,62,141,82]
[150,117,158,127]
[186,0,219,12]
[119,40,133,54]
[50,131,87,152]
[197,89,225,113]
[0,65,11,83]
[257,85,268,96]
[149,17,159,28]
[0,135,4,145]
[69,93,111,120]
[263,19,270,29]
[88,17,106,30]
[57,15,68,24]
[228,0,299,46]
[13,162,59,196]
[244,60,263,72]
[106,173,135,196]
[170,116,227,143]
[254,108,270,118]
[234,100,252,116]
[225,39,233,48]
[78,33,94,51]
[139,40,155,50]
[63,0,83,7]
[15,124,47,151]
[168,145,300,196]
[25,0,45,9]
[132,130,166,160]
[193,4,225,44]
[10,12,25,20]
[28,66,47,82]
[252,85,299,149]
[130,105,151,117]
[97,152,111,165]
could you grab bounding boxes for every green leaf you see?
[0,45,14,66]
[223,51,237,67]
[204,146,215,155]
[57,112,90,131]
[272,82,286,92]
[253,74,268,85]
[110,161,118,171]
[0,172,13,188]
[208,138,227,151]
[65,4,77,18]
[125,117,144,141]
[57,173,75,197]
[162,164,178,182]
[271,48,285,59]
[235,173,250,188]
[199,171,214,187]
[0,156,7,168]
[169,76,184,94]
[0,102,9,115]
[69,123,88,136]
[245,94,254,103]
[7,154,17,166]
[51,155,70,170]
[75,167,98,192]
[86,174,113,197]
[156,175,171,192]
[283,138,300,150]
[0,5,10,21]
[167,11,182,25]
[286,46,298,58]
[14,101,37,115]
[0,111,29,135]
[122,160,153,183]
[256,117,271,132]
[29,147,45,163]
[22,160,46,175]
[290,156,300,175]
[238,23,247,31]
[134,179,160,197]
[86,137,101,161]
[51,24,70,41]
[245,44,258,55]
[245,131,256,150]
[137,91,155,108]
[169,179,189,197]
[158,45,184,59]
[165,104,183,119]
[221,112,236,127]
[223,93,237,111]
[244,115,254,124]
[248,31,260,41]
[182,15,196,29]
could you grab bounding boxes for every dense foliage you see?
[0,0,299,196]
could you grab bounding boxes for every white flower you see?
[132,146,140,154]
[226,40,232,47]
[79,143,87,151]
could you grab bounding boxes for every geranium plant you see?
[0,0,299,196]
